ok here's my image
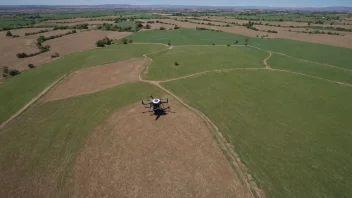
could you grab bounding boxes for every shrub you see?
[96,37,113,47]
[28,64,35,69]
[244,38,249,45]
[160,27,166,30]
[212,43,215,45]
[174,62,179,66]
[9,69,21,76]
[12,35,20,38]
[174,25,180,29]
[16,53,28,58]
[234,40,238,44]
[51,52,60,58]
[6,31,12,37]
[122,38,128,44]
[145,24,151,29]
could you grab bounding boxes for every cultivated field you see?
[0,30,131,75]
[1,9,352,198]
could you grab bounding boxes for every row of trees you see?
[25,29,50,36]
[17,30,76,59]
[53,23,89,30]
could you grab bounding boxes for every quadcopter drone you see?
[142,95,171,119]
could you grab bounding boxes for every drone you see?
[142,95,172,119]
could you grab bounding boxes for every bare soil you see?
[42,58,149,102]
[0,30,132,79]
[73,101,252,198]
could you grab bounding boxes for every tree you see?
[9,69,21,76]
[174,25,180,30]
[244,38,249,46]
[160,27,166,30]
[234,40,238,44]
[16,53,28,58]
[174,61,179,66]
[2,66,9,77]
[129,39,133,43]
[145,24,151,29]
[28,64,35,69]
[96,40,105,47]
[168,40,171,46]
[122,38,128,44]
[227,44,231,47]
[6,31,12,37]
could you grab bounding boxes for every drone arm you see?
[160,98,168,103]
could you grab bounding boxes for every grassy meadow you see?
[0,82,163,197]
[163,70,352,198]
[124,28,352,69]
[0,44,167,124]
[268,54,352,84]
[146,45,268,80]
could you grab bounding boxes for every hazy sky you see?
[0,0,351,7]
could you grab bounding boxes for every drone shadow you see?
[155,110,167,121]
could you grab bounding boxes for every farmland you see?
[1,7,352,198]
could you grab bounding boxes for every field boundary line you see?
[270,69,352,87]
[270,51,352,72]
[161,68,266,83]
[0,74,68,131]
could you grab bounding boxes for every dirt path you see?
[0,74,67,130]
[42,58,149,102]
[74,102,254,198]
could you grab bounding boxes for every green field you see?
[268,54,352,84]
[0,44,166,124]
[146,46,268,80]
[124,28,352,69]
[163,70,352,198]
[0,82,163,197]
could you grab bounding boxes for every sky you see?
[0,0,351,7]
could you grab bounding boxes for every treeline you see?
[53,23,89,30]
[16,30,77,59]
[25,29,50,36]
[195,27,223,32]
[97,21,143,32]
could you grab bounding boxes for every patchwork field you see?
[0,30,132,76]
[1,10,352,198]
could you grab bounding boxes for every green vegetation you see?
[0,44,167,124]
[124,28,352,69]
[0,82,163,197]
[95,36,113,47]
[146,46,267,80]
[268,54,352,84]
[163,70,352,198]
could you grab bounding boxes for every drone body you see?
[142,95,170,118]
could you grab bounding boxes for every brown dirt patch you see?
[73,101,252,198]
[42,58,149,102]
[0,30,132,79]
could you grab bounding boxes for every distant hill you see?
[0,4,351,12]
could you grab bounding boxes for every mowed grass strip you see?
[268,53,352,84]
[146,46,267,80]
[0,44,167,124]
[162,70,352,198]
[124,28,352,69]
[0,82,163,198]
